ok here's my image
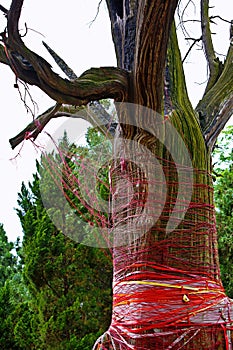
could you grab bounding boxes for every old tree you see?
[0,0,233,349]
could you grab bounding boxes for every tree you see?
[0,223,17,287]
[0,272,33,350]
[213,126,233,299]
[15,135,112,349]
[0,1,232,349]
[0,224,28,350]
[0,131,113,350]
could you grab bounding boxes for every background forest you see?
[0,125,232,349]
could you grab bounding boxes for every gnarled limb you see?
[201,0,224,94]
[196,37,233,151]
[0,0,129,105]
[8,33,118,149]
[9,104,62,149]
[42,41,116,135]
[0,0,126,149]
[9,102,117,149]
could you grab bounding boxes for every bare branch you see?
[176,19,201,28]
[9,102,117,149]
[9,104,62,149]
[0,0,128,106]
[210,15,232,25]
[201,0,216,68]
[182,36,202,63]
[201,0,223,93]
[197,6,232,139]
[177,0,197,39]
[0,4,8,15]
[42,41,78,80]
[42,41,116,137]
[8,33,117,149]
[88,0,103,27]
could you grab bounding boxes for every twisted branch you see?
[0,0,129,106]
[0,0,127,149]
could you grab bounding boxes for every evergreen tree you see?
[213,126,233,298]
[0,224,17,287]
[15,131,112,349]
[0,225,28,349]
[0,273,34,350]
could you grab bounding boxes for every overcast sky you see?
[0,0,231,242]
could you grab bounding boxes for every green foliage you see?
[213,125,233,172]
[0,272,31,349]
[0,223,27,349]
[13,128,113,349]
[213,125,233,298]
[0,281,19,349]
[0,224,18,287]
[0,128,113,349]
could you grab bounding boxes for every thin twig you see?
[88,0,103,27]
[176,19,201,29]
[16,79,38,117]
[182,36,202,62]
[20,22,28,38]
[177,0,197,38]
[210,15,232,25]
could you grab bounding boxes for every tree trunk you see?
[93,2,233,349]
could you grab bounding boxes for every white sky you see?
[0,0,231,242]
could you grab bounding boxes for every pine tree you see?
[16,132,113,349]
[0,225,28,349]
[214,126,233,298]
[0,224,17,287]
